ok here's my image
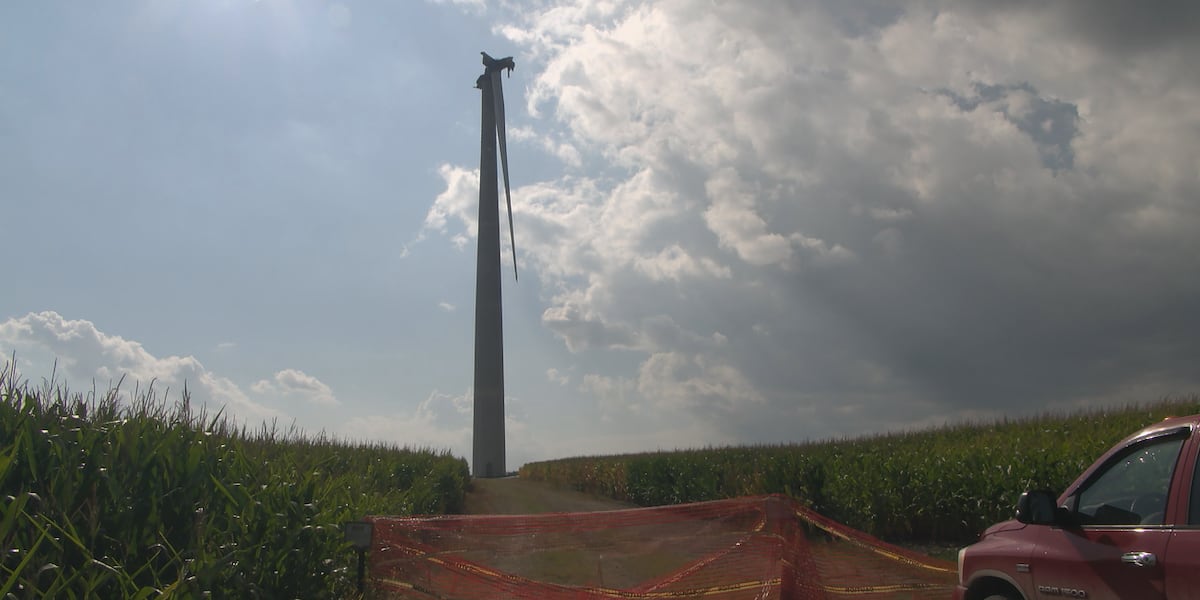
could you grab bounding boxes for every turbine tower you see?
[472,51,517,478]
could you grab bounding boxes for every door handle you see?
[1121,551,1157,568]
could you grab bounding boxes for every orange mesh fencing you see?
[365,495,956,599]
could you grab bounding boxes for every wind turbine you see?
[472,51,517,478]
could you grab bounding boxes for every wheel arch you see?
[964,570,1027,600]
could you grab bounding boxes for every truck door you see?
[1030,433,1186,600]
[1164,437,1200,600]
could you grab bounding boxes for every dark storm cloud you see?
[961,0,1200,55]
[810,206,1200,411]
[819,0,905,37]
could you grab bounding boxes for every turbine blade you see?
[491,69,518,281]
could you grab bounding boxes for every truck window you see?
[1075,435,1183,526]
[1192,447,1200,525]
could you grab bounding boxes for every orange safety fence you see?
[364,494,957,599]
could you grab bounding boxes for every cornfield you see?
[521,396,1200,544]
[0,363,469,598]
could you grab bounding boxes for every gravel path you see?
[463,476,635,515]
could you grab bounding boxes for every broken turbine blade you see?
[490,68,518,282]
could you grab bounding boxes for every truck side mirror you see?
[1016,490,1059,525]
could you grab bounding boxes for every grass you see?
[0,361,469,598]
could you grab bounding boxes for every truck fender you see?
[964,568,1027,600]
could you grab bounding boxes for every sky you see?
[3,1,1199,472]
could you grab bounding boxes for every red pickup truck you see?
[955,414,1200,600]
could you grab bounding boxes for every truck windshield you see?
[1075,434,1184,526]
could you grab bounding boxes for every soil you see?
[462,476,636,515]
[459,477,671,588]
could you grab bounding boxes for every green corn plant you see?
[521,395,1200,545]
[1,361,470,598]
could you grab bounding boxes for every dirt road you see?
[439,478,959,593]
[458,478,692,588]
[463,477,635,515]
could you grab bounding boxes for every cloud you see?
[546,368,570,386]
[636,352,765,414]
[340,388,470,453]
[0,312,486,461]
[957,0,1200,58]
[703,167,855,269]
[634,245,731,282]
[424,165,479,251]
[251,368,339,406]
[940,82,1080,171]
[422,1,1200,448]
[580,373,638,417]
[0,311,278,422]
[511,124,582,167]
[338,388,533,469]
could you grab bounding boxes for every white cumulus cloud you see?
[0,311,278,422]
[252,368,339,406]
